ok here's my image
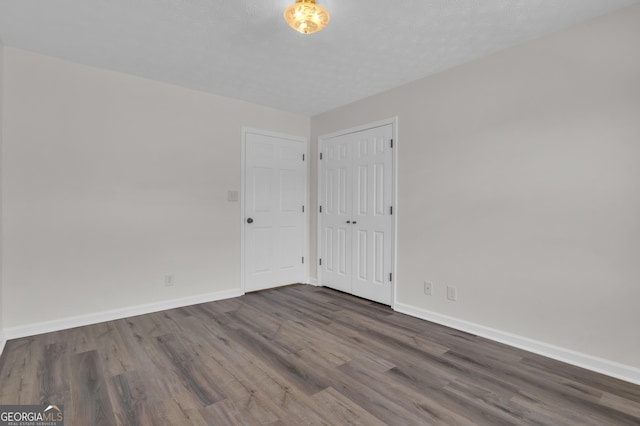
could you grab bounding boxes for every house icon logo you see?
[42,404,64,424]
[44,405,62,414]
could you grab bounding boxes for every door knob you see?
[246,218,254,224]
[352,221,357,224]
[346,221,351,224]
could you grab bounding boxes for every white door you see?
[243,129,307,292]
[319,137,353,293]
[319,123,394,305]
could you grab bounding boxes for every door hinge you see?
[390,139,393,148]
[302,205,305,213]
[302,257,305,264]
[389,273,393,282]
[303,154,305,161]
[319,258,322,266]
[319,205,322,213]
[320,152,323,160]
[390,206,393,215]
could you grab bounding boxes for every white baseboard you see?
[307,277,318,286]
[395,302,640,386]
[4,288,244,341]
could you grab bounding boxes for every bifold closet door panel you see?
[319,123,394,305]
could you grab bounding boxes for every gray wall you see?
[311,5,640,369]
[1,48,310,328]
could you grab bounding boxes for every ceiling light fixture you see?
[284,0,330,35]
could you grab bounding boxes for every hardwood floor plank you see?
[37,341,69,406]
[69,350,118,426]
[0,337,43,405]
[149,397,209,426]
[445,349,640,425]
[215,379,280,424]
[227,327,331,396]
[327,361,438,424]
[155,333,226,406]
[1,284,638,425]
[46,326,96,355]
[340,308,450,356]
[521,354,640,401]
[312,386,388,426]
[203,398,265,426]
[599,392,640,419]
[91,321,136,377]
[107,370,154,426]
[444,378,561,426]
[510,392,609,426]
[250,375,337,426]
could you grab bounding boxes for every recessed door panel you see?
[325,170,334,214]
[253,227,272,273]
[279,169,298,212]
[325,227,334,272]
[374,231,385,285]
[338,167,348,215]
[357,165,368,216]
[338,227,348,276]
[356,229,368,281]
[359,138,368,157]
[279,226,298,269]
[253,167,272,213]
[374,163,385,216]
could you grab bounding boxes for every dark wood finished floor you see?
[1,285,639,425]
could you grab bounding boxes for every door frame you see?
[241,127,309,294]
[316,117,398,308]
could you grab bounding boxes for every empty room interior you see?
[0,1,639,425]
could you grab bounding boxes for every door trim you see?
[316,117,398,308]
[241,127,309,294]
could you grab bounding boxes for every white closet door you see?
[244,131,306,292]
[319,138,353,293]
[351,125,393,304]
[319,123,394,305]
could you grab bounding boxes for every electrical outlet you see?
[447,285,457,301]
[164,274,175,286]
[424,281,432,296]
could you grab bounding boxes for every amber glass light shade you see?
[284,0,330,34]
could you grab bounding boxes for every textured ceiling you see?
[0,0,638,116]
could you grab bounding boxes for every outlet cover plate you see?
[447,285,457,301]
[165,274,175,286]
[424,282,432,296]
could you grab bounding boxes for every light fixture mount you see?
[284,0,330,35]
